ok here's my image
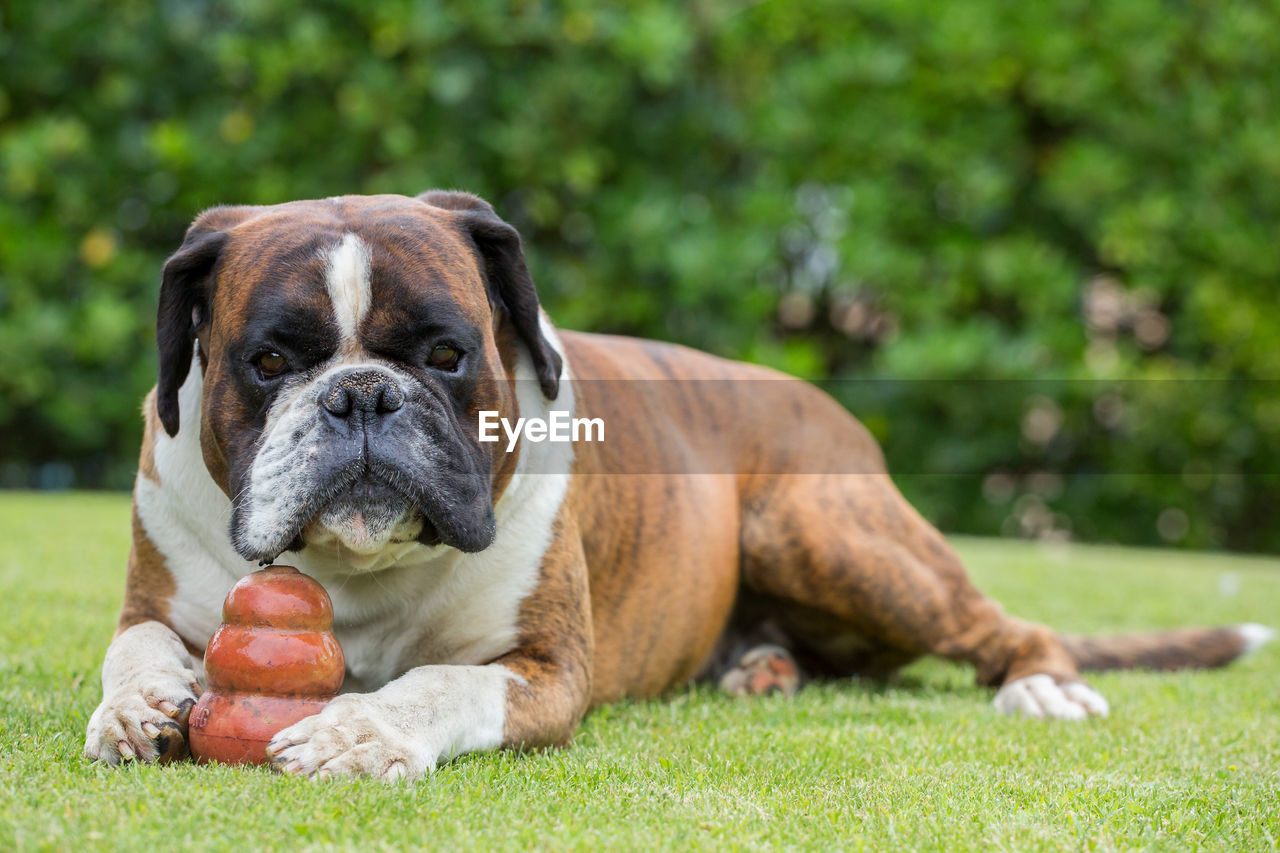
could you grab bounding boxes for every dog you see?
[84,191,1273,779]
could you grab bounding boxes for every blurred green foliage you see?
[1,1,1278,550]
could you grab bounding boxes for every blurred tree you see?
[1,0,1277,550]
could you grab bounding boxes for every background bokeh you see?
[2,1,1277,551]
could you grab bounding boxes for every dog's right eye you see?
[255,351,289,378]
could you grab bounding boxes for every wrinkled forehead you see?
[211,197,491,339]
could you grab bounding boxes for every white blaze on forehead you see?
[324,233,372,348]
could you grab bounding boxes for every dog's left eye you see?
[426,343,462,371]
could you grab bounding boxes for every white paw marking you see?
[992,674,1109,720]
[1238,623,1275,655]
[84,622,202,764]
[265,664,515,781]
[266,696,422,781]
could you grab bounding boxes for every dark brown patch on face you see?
[354,211,523,503]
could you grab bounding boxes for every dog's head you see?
[155,192,562,565]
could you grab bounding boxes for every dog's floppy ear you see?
[418,190,562,400]
[155,205,254,436]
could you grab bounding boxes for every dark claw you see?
[153,720,189,764]
[154,697,196,764]
[174,696,196,727]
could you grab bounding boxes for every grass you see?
[1,490,1277,851]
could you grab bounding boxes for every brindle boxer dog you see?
[85,192,1273,779]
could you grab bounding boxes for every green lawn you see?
[1,491,1277,851]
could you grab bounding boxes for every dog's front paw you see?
[84,673,200,765]
[266,695,428,781]
[993,674,1109,720]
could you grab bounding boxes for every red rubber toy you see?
[188,565,344,766]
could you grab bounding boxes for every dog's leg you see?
[267,514,593,780]
[84,621,202,764]
[264,663,525,780]
[741,473,1107,720]
[85,500,204,765]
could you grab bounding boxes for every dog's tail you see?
[1061,623,1274,672]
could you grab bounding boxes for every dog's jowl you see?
[84,192,1274,779]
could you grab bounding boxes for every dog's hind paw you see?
[718,644,801,697]
[992,674,1109,720]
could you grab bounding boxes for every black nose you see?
[321,369,405,418]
